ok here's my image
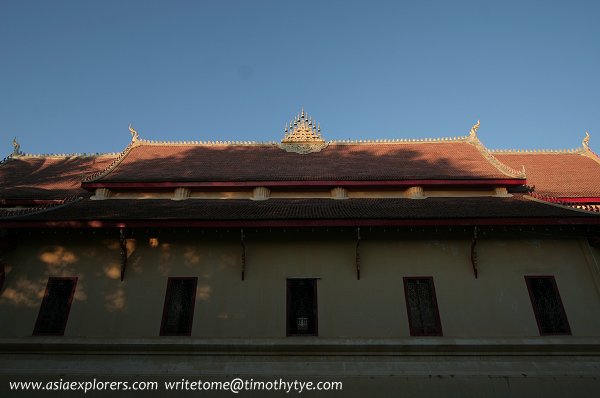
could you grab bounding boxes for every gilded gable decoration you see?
[280,109,328,154]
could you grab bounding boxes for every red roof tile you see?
[94,141,517,183]
[494,152,600,198]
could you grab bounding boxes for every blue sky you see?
[1,0,599,155]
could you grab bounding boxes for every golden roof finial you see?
[280,109,327,153]
[469,120,480,139]
[12,137,21,155]
[128,124,139,142]
[583,131,591,150]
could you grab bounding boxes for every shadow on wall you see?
[0,246,86,308]
[0,239,129,313]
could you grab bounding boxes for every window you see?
[525,276,571,335]
[287,278,318,336]
[33,277,77,336]
[403,277,443,336]
[160,277,197,336]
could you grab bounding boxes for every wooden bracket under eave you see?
[471,226,478,279]
[119,228,127,282]
[241,229,246,281]
[356,227,361,280]
[0,262,5,292]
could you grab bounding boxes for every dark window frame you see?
[525,275,571,336]
[286,278,318,337]
[403,276,443,336]
[159,277,198,336]
[33,277,78,336]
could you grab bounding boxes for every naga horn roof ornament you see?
[583,131,591,150]
[12,137,21,156]
[469,120,480,139]
[128,124,139,142]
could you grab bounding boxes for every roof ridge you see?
[6,137,119,160]
[0,153,13,166]
[136,136,475,146]
[0,196,83,220]
[13,152,119,158]
[526,193,600,214]
[489,148,583,154]
[82,126,143,182]
[490,132,597,159]
[329,135,470,144]
[464,121,527,179]
[138,138,278,146]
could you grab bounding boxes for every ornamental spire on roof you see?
[280,109,328,154]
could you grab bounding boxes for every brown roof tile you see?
[7,196,598,224]
[0,155,116,200]
[494,152,600,198]
[96,142,516,182]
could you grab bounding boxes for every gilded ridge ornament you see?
[280,109,328,154]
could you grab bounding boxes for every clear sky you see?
[1,0,599,155]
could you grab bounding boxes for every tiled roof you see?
[0,155,116,200]
[93,141,519,182]
[494,152,600,198]
[5,196,598,225]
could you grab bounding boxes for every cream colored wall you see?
[1,231,600,339]
[90,187,507,200]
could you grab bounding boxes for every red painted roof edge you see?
[556,197,600,203]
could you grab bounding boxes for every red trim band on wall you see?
[2,217,600,229]
[82,179,526,191]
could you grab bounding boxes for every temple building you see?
[1,111,600,396]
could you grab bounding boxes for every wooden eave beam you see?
[119,228,127,282]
